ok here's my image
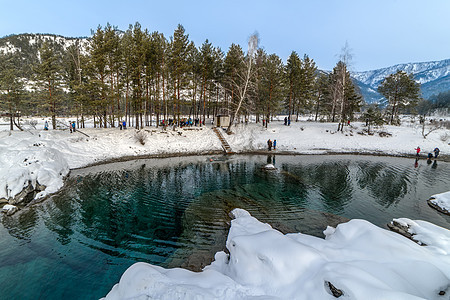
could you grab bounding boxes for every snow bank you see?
[429,191,450,214]
[103,209,450,300]
[0,133,69,202]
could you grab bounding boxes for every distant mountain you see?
[352,59,450,103]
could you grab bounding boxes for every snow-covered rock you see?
[103,209,450,300]
[263,163,276,170]
[1,204,18,215]
[428,191,450,215]
[0,136,69,204]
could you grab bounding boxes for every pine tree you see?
[313,73,330,121]
[261,53,284,128]
[298,55,317,116]
[199,39,214,125]
[0,55,24,130]
[363,104,384,134]
[286,51,301,122]
[212,47,225,118]
[378,70,420,125]
[104,23,122,127]
[88,26,108,128]
[223,43,245,116]
[35,41,62,129]
[185,42,200,120]
[64,40,89,128]
[169,24,190,125]
[129,22,146,129]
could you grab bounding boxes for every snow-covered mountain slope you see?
[352,58,450,102]
[0,33,89,79]
[0,33,89,55]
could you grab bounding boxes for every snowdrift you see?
[103,209,450,300]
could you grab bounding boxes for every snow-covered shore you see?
[0,117,448,206]
[103,209,450,300]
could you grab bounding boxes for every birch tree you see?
[227,33,259,133]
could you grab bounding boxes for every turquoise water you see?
[0,155,448,299]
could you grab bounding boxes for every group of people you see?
[160,118,204,128]
[267,139,277,151]
[415,146,440,158]
[69,121,76,133]
[283,117,291,126]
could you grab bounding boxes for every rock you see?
[427,199,450,216]
[387,220,427,246]
[9,182,35,205]
[8,181,47,206]
[263,164,276,170]
[378,131,392,137]
[2,204,18,216]
[326,281,343,298]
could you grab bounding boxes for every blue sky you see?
[1,0,450,71]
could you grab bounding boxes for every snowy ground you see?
[1,115,449,299]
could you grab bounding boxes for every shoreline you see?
[70,149,450,171]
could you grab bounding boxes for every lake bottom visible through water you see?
[0,155,449,299]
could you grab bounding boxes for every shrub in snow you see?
[134,130,148,145]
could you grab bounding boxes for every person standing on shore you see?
[273,139,277,150]
[415,146,421,157]
[434,147,440,158]
[267,139,272,151]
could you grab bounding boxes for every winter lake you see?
[0,155,449,300]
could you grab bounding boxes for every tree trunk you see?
[315,91,321,121]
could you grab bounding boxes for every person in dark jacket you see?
[434,147,440,158]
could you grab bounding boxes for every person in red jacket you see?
[415,146,421,157]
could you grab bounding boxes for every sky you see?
[1,0,450,71]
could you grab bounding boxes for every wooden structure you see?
[213,127,233,154]
[216,115,230,128]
